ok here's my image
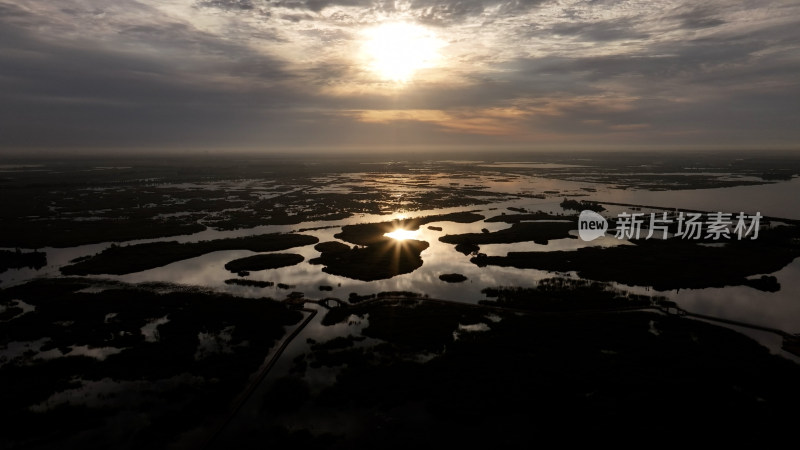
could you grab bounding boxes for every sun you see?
[361,22,445,83]
[385,228,420,241]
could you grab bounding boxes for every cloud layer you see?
[1,0,798,152]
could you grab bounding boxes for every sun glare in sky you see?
[361,22,445,83]
[385,228,420,241]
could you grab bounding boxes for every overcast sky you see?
[1,0,798,153]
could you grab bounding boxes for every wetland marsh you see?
[2,152,800,448]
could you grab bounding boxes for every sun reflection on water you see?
[384,228,419,241]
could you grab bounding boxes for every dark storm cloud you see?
[271,0,382,13]
[227,0,552,17]
[204,0,551,23]
[0,3,304,148]
[0,2,51,29]
[669,5,726,30]
[412,0,486,24]
[514,16,800,90]
[0,0,798,151]
[0,2,28,19]
[118,21,280,53]
[196,0,256,11]
[546,17,650,41]
[0,19,285,95]
[412,0,551,25]
[280,12,316,22]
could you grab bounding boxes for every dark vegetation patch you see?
[244,297,800,447]
[0,249,47,273]
[314,241,351,253]
[376,291,422,298]
[224,279,274,288]
[0,301,26,321]
[0,278,301,449]
[0,215,207,249]
[321,298,485,352]
[473,226,800,290]
[60,233,318,275]
[560,198,605,212]
[438,273,468,283]
[297,225,340,232]
[308,335,366,352]
[440,221,575,246]
[454,243,480,255]
[518,152,800,190]
[224,253,304,272]
[480,277,656,311]
[206,186,502,231]
[2,153,797,250]
[310,240,430,281]
[484,211,571,223]
[761,170,795,181]
[205,199,352,230]
[335,212,484,246]
[348,292,376,303]
[0,159,516,248]
[742,275,780,292]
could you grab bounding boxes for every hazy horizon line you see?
[2,145,800,161]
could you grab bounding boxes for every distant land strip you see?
[61,233,318,275]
